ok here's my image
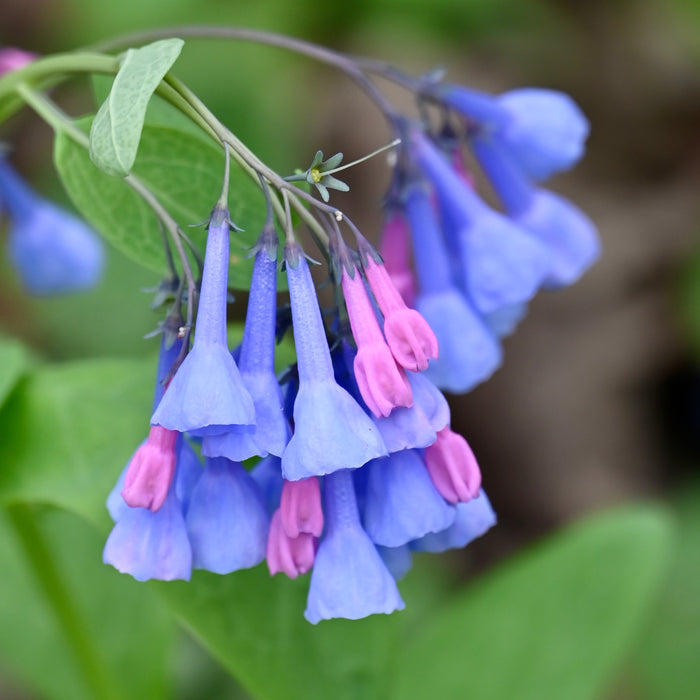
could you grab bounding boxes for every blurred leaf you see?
[394,505,673,700]
[0,357,153,528]
[632,481,700,700]
[90,38,184,176]
[55,120,267,289]
[0,505,175,700]
[155,566,400,700]
[0,336,31,408]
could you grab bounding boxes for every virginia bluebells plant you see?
[0,31,597,623]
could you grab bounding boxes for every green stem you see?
[6,504,119,700]
[15,83,199,330]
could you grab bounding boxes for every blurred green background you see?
[1,0,699,698]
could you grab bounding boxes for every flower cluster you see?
[101,70,599,623]
[104,189,499,622]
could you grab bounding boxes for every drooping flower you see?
[341,265,413,417]
[281,244,387,481]
[203,227,289,461]
[0,157,104,295]
[185,456,270,574]
[403,182,502,393]
[411,490,496,553]
[410,132,551,315]
[103,482,193,582]
[305,469,405,623]
[436,84,589,180]
[361,449,456,547]
[470,134,600,289]
[151,201,255,434]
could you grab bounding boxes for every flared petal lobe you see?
[411,490,496,553]
[185,457,270,574]
[103,487,192,582]
[362,450,456,547]
[305,470,404,623]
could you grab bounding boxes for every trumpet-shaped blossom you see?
[411,490,496,553]
[267,509,316,579]
[103,484,193,582]
[282,246,387,480]
[362,449,456,547]
[280,477,324,538]
[0,157,104,295]
[203,236,289,460]
[424,427,481,504]
[362,255,438,372]
[151,203,255,434]
[404,183,502,393]
[410,133,550,314]
[305,469,404,623]
[185,457,270,574]
[470,135,600,289]
[121,425,178,512]
[341,266,413,417]
[377,212,416,306]
[438,85,589,180]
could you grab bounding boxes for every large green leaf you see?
[632,481,700,700]
[393,505,673,700]
[0,357,154,528]
[155,567,401,700]
[0,505,175,700]
[55,120,267,289]
[89,38,184,177]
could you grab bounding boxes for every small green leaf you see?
[55,119,268,289]
[394,505,673,700]
[89,38,184,177]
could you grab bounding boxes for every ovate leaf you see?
[89,38,184,177]
[55,120,267,289]
[394,505,673,700]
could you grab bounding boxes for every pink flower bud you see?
[280,477,324,538]
[424,427,481,504]
[364,258,439,372]
[267,509,316,579]
[0,48,37,77]
[342,268,413,417]
[121,425,178,512]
